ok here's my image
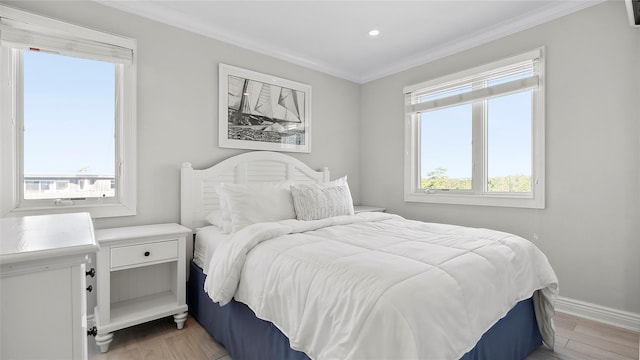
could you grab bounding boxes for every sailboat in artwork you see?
[275,87,301,123]
[254,83,273,118]
[227,76,304,129]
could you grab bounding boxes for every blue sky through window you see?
[487,91,532,180]
[420,91,532,179]
[23,50,116,176]
[420,104,473,180]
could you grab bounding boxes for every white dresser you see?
[93,223,190,352]
[0,213,98,360]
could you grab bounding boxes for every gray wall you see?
[360,1,640,314]
[2,0,361,313]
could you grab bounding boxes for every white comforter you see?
[204,212,558,360]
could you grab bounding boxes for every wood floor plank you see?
[106,348,142,360]
[528,312,639,360]
[135,336,175,360]
[574,322,639,348]
[557,326,638,358]
[555,334,570,348]
[565,339,636,360]
[554,312,578,331]
[525,347,560,360]
[551,345,610,360]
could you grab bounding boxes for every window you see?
[404,48,545,208]
[1,6,137,218]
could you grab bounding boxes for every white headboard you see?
[180,151,330,233]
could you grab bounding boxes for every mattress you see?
[193,225,232,274]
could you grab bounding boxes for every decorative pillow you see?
[221,181,296,232]
[290,177,354,221]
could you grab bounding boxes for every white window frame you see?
[0,6,137,218]
[403,48,545,209]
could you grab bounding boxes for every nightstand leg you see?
[95,332,113,353]
[174,311,188,330]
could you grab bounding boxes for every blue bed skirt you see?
[188,261,542,360]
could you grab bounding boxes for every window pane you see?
[420,104,472,190]
[487,91,532,193]
[23,51,116,200]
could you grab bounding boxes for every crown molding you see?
[358,0,605,83]
[93,0,361,83]
[94,0,604,84]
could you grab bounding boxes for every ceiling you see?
[96,0,604,84]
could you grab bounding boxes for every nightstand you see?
[354,205,386,213]
[93,223,191,353]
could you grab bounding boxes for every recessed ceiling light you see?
[368,29,380,37]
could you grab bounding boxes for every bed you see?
[181,151,558,360]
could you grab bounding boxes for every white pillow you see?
[327,176,352,199]
[221,181,296,232]
[290,177,354,221]
[214,185,233,233]
[204,209,232,233]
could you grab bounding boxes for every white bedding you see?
[193,226,232,274]
[204,212,558,360]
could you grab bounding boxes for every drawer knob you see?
[87,326,97,337]
[86,285,93,292]
[86,268,96,278]
[144,251,150,257]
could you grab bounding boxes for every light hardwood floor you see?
[528,312,639,360]
[88,316,230,360]
[88,312,639,360]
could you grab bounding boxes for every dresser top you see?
[0,212,98,264]
[95,223,191,244]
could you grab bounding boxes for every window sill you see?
[4,202,136,218]
[404,192,544,209]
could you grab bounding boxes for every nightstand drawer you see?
[110,240,178,269]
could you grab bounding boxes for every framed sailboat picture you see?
[218,64,311,153]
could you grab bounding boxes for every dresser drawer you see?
[110,240,178,269]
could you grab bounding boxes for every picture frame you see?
[218,64,312,153]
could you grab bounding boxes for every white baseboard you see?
[555,296,640,332]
